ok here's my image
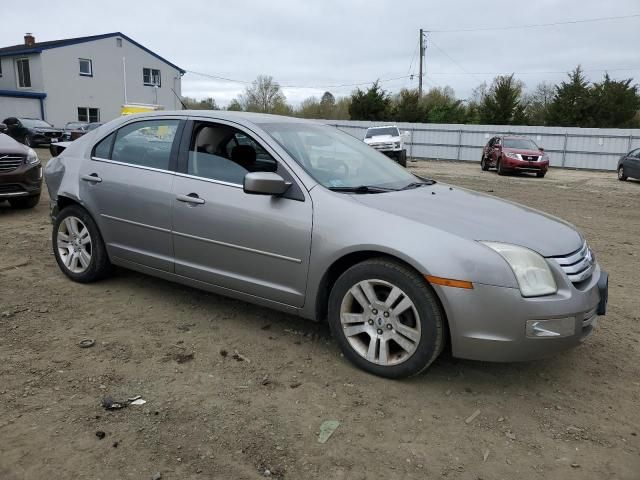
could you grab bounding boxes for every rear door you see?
[629,149,640,177]
[171,119,312,307]
[80,117,185,272]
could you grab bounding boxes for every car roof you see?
[117,110,322,127]
[366,125,398,129]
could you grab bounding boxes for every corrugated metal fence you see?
[326,120,640,171]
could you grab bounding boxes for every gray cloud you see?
[2,0,639,106]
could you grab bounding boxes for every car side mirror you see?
[243,172,291,196]
[0,123,6,133]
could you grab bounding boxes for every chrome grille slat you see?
[0,155,24,173]
[551,241,595,284]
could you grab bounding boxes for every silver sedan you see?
[45,112,608,378]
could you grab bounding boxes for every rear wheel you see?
[618,166,628,181]
[9,193,40,209]
[52,205,112,282]
[328,258,444,378]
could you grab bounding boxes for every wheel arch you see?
[313,249,451,350]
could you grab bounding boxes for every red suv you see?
[481,136,549,178]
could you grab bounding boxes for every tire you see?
[618,166,628,181]
[397,150,407,168]
[327,258,445,379]
[480,154,489,171]
[52,205,112,283]
[497,158,507,176]
[23,135,32,147]
[9,193,40,209]
[536,171,546,178]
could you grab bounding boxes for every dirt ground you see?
[1,149,639,480]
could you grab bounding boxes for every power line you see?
[421,66,640,76]
[427,38,483,83]
[186,70,412,90]
[426,13,640,33]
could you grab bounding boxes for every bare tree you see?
[239,75,289,114]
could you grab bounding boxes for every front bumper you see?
[434,262,607,362]
[502,157,549,172]
[0,164,42,198]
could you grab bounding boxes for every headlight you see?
[505,151,519,160]
[26,148,40,165]
[481,242,557,297]
[394,141,400,148]
[540,154,549,161]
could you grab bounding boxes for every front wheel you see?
[328,258,445,378]
[481,154,489,171]
[52,205,112,282]
[497,158,507,176]
[536,171,546,178]
[618,166,628,181]
[23,135,32,147]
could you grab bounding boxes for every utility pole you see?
[418,29,425,97]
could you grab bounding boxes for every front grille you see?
[521,155,539,161]
[0,184,24,194]
[0,155,24,173]
[372,142,394,150]
[45,132,62,138]
[550,242,595,284]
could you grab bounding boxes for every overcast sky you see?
[2,0,639,107]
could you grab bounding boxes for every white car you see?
[363,126,409,167]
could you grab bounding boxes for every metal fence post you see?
[456,129,462,161]
[409,128,414,160]
[561,132,568,167]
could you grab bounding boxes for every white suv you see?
[363,126,409,167]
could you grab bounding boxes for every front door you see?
[171,120,312,307]
[80,118,183,272]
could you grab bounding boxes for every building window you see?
[116,38,122,48]
[16,58,31,88]
[78,107,100,123]
[143,67,161,87]
[79,58,93,77]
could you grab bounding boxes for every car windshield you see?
[261,122,418,190]
[503,138,539,150]
[21,119,53,128]
[365,127,399,138]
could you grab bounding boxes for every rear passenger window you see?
[110,120,179,170]
[93,133,115,159]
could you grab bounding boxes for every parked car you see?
[363,125,409,167]
[2,117,63,147]
[45,112,608,378]
[0,128,42,208]
[68,122,104,141]
[62,122,89,141]
[481,136,550,177]
[617,147,640,181]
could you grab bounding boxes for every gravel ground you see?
[1,149,639,479]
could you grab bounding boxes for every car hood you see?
[503,148,543,156]
[352,183,582,257]
[32,127,62,133]
[0,133,29,154]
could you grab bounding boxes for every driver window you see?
[188,123,277,184]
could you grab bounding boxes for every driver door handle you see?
[176,193,205,205]
[81,173,102,183]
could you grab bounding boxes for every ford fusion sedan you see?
[0,130,42,208]
[2,117,63,146]
[44,112,607,378]
[482,136,550,177]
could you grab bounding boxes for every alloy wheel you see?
[57,216,92,273]
[618,166,627,181]
[339,279,421,366]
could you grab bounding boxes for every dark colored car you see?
[0,128,42,209]
[2,117,63,147]
[62,122,89,141]
[617,148,640,181]
[481,136,550,177]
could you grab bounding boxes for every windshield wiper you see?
[328,185,397,194]
[401,179,436,190]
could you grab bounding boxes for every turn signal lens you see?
[425,275,473,289]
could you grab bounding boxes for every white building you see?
[0,32,184,126]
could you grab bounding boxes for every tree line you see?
[182,67,640,128]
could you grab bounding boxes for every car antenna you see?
[170,88,188,110]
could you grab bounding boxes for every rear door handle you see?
[81,173,102,183]
[176,193,205,205]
